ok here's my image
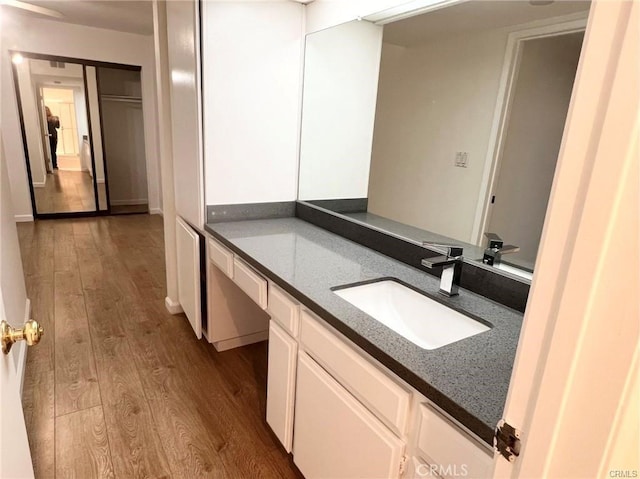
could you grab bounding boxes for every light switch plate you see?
[455,152,469,168]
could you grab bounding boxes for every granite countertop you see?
[205,218,523,445]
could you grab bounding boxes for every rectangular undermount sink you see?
[333,279,490,350]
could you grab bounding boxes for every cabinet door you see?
[266,321,297,452]
[167,0,204,228]
[176,216,202,339]
[293,353,405,479]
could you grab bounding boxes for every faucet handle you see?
[422,242,463,258]
[484,232,504,249]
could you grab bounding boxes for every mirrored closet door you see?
[11,51,147,218]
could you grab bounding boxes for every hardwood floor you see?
[34,170,98,214]
[18,215,300,479]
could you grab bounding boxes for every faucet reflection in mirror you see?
[297,0,590,282]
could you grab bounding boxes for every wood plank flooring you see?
[18,215,301,479]
[34,170,97,214]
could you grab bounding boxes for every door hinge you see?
[399,454,408,475]
[494,420,522,463]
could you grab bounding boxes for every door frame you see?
[493,0,638,476]
[35,86,53,173]
[470,14,588,246]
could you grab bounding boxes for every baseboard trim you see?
[15,214,34,223]
[212,330,269,352]
[32,182,46,188]
[18,298,31,398]
[110,199,149,206]
[165,297,183,315]
[150,208,163,216]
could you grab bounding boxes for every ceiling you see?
[383,0,591,47]
[5,0,154,35]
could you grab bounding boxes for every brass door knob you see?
[1,320,44,354]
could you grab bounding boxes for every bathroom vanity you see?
[203,218,523,478]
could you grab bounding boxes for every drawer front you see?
[266,321,298,453]
[300,310,411,436]
[267,283,300,337]
[233,257,268,309]
[208,237,234,278]
[416,404,493,479]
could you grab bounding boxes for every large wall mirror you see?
[297,0,591,282]
[11,52,149,218]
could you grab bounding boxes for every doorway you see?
[479,29,585,271]
[41,87,82,170]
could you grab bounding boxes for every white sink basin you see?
[333,280,490,350]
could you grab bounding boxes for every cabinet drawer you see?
[233,257,267,309]
[268,283,300,337]
[208,237,234,278]
[416,403,493,479]
[300,310,411,436]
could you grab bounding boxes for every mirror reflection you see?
[13,53,149,217]
[298,0,590,281]
[14,57,97,214]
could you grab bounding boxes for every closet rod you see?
[101,94,142,103]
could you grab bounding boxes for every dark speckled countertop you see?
[205,218,523,445]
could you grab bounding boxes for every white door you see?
[0,128,34,475]
[493,1,639,477]
[0,295,34,479]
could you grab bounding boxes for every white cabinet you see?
[206,236,269,351]
[300,310,411,436]
[176,217,202,339]
[293,353,405,479]
[233,258,267,309]
[266,321,298,453]
[267,283,300,337]
[415,403,493,479]
[166,0,204,228]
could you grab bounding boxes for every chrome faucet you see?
[483,233,520,266]
[421,242,463,297]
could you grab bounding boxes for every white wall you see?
[30,60,83,78]
[202,1,304,206]
[487,33,583,268]
[298,20,382,200]
[14,60,47,187]
[72,87,89,163]
[153,0,180,309]
[367,29,509,242]
[1,14,161,218]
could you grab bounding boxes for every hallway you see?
[17,215,299,478]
